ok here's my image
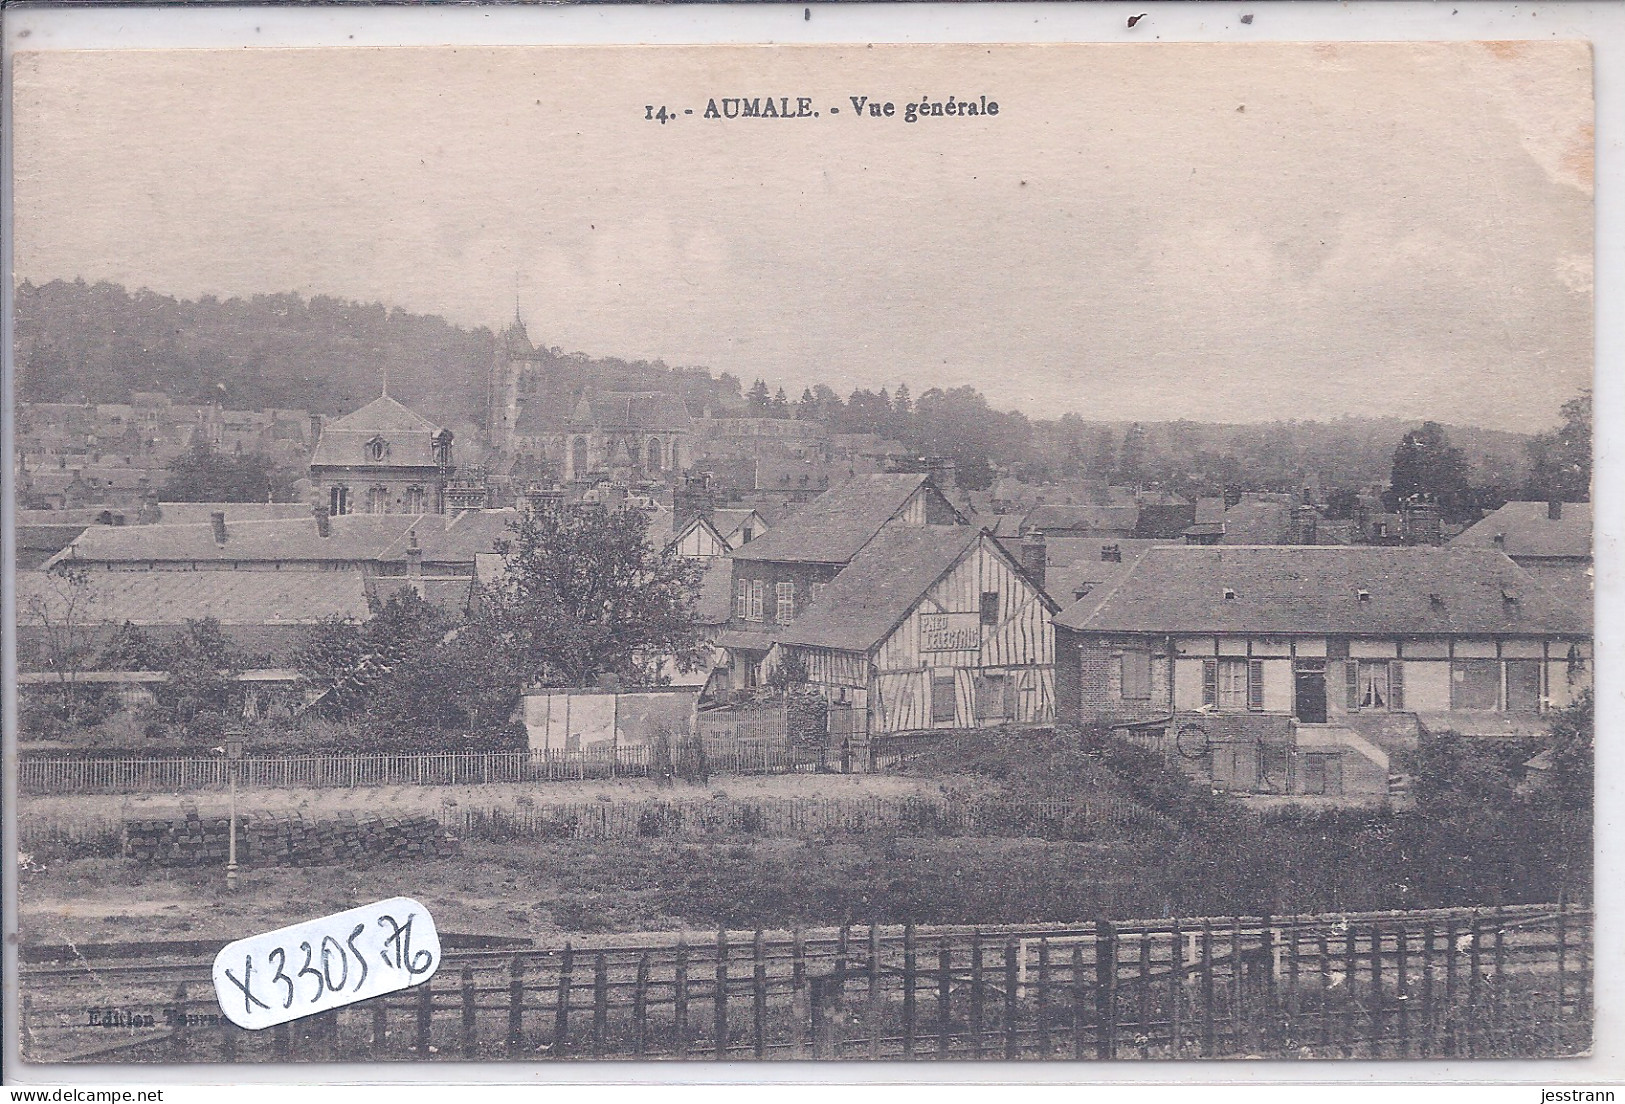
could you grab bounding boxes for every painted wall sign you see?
[919,612,981,653]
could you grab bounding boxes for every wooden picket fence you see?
[17,742,820,795]
[19,903,1590,1063]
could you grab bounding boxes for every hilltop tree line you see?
[18,279,1588,506]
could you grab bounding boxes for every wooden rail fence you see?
[19,903,1589,1063]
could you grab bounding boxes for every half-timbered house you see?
[1052,545,1592,799]
[771,527,1057,738]
[716,472,967,691]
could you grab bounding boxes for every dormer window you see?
[1223,588,1237,601]
[365,436,390,462]
[1357,589,1371,603]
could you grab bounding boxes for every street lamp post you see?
[226,731,243,892]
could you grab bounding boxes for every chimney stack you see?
[1294,504,1319,546]
[1100,543,1122,563]
[407,529,423,581]
[310,413,323,443]
[1548,500,1564,521]
[1020,529,1047,592]
[673,472,715,531]
[1403,498,1442,546]
[925,456,957,493]
[210,510,227,545]
[313,504,331,538]
[1493,532,1506,551]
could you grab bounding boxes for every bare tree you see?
[21,564,106,722]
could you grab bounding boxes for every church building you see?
[487,317,692,483]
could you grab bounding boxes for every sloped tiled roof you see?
[1055,545,1590,636]
[1036,537,1170,607]
[1220,499,1294,545]
[148,502,317,525]
[777,527,983,652]
[730,473,951,565]
[571,391,692,433]
[711,508,766,543]
[1023,504,1140,535]
[1453,501,1592,560]
[15,569,370,626]
[310,394,443,468]
[50,513,428,567]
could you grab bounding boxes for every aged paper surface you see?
[7,38,1594,1067]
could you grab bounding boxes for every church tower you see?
[488,306,538,456]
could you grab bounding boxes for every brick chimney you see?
[310,413,323,442]
[1020,530,1047,592]
[210,510,227,545]
[1403,498,1442,546]
[1493,532,1506,552]
[925,456,957,492]
[1294,504,1319,546]
[673,472,715,532]
[313,503,331,538]
[1548,500,1564,521]
[406,529,423,582]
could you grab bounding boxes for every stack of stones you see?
[122,804,460,867]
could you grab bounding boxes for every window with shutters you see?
[931,674,958,723]
[749,579,765,622]
[1120,650,1152,700]
[1345,659,1406,711]
[775,581,795,625]
[735,578,750,620]
[1216,658,1249,710]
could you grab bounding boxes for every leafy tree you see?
[365,614,530,745]
[1090,429,1117,480]
[1525,390,1591,502]
[1388,421,1473,520]
[99,622,165,671]
[808,384,845,424]
[163,439,297,502]
[488,505,707,687]
[909,386,1031,491]
[159,618,243,727]
[1118,423,1148,485]
[766,650,809,691]
[294,591,448,716]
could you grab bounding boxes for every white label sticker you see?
[212,896,441,1030]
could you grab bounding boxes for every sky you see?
[10,40,1594,431]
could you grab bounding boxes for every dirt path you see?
[18,771,943,826]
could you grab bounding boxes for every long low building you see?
[14,569,371,668]
[1052,545,1591,799]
